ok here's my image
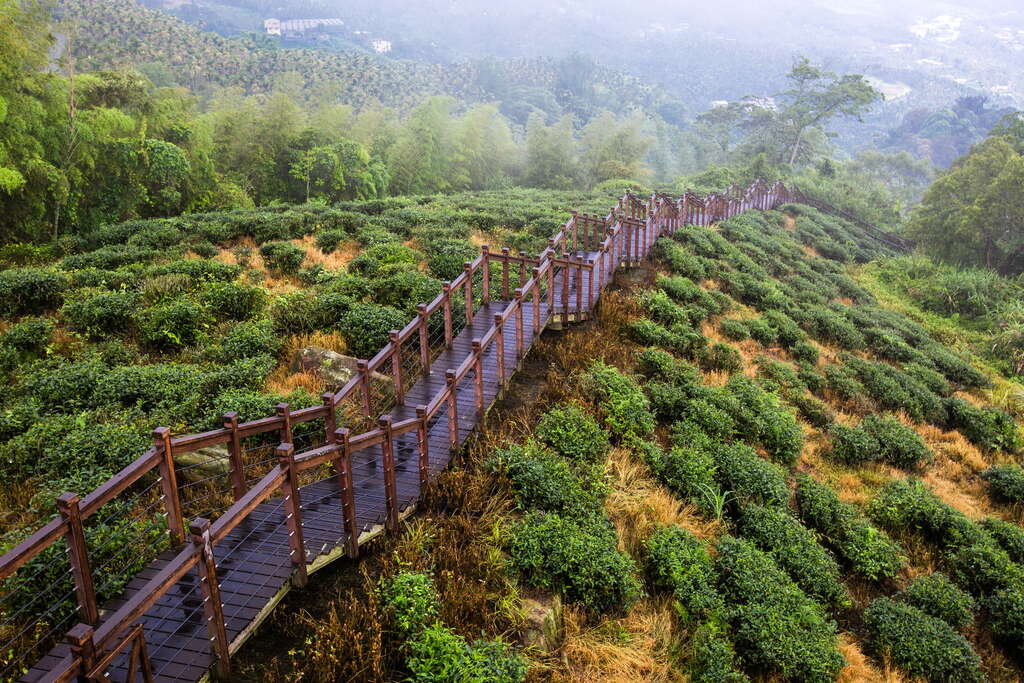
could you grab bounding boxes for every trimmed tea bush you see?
[138,298,208,350]
[259,241,305,273]
[862,597,982,682]
[713,444,789,510]
[795,475,904,581]
[535,403,609,464]
[651,443,720,514]
[738,505,849,607]
[219,321,281,360]
[719,319,749,341]
[486,443,602,517]
[580,362,655,440]
[200,281,267,320]
[980,517,1024,563]
[645,525,722,621]
[725,376,803,467]
[898,573,975,630]
[315,229,348,254]
[713,537,843,681]
[509,512,641,614]
[829,415,932,470]
[986,588,1024,652]
[337,302,406,359]
[944,398,1019,453]
[701,342,742,374]
[1,317,54,354]
[0,268,69,316]
[348,243,423,278]
[981,464,1024,503]
[688,621,749,683]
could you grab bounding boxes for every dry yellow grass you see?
[551,599,684,683]
[298,235,360,271]
[280,331,349,359]
[837,633,901,683]
[265,366,328,396]
[782,215,797,232]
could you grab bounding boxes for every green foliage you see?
[259,240,306,273]
[795,475,904,581]
[580,361,655,440]
[509,512,641,614]
[898,573,975,630]
[979,517,1024,564]
[535,403,609,464]
[828,415,932,470]
[0,317,53,355]
[945,399,1020,453]
[315,229,348,254]
[737,505,849,607]
[348,243,424,278]
[713,536,844,682]
[406,625,527,683]
[337,302,406,359]
[138,298,208,350]
[790,342,819,365]
[486,443,602,518]
[651,443,720,515]
[200,281,267,320]
[426,240,477,280]
[0,268,69,316]
[986,588,1024,652]
[862,598,982,682]
[785,390,835,430]
[712,444,789,510]
[380,570,439,637]
[218,320,281,360]
[688,621,750,683]
[725,376,803,466]
[981,464,1024,504]
[719,319,749,341]
[645,525,722,621]
[700,342,742,374]
[59,289,139,339]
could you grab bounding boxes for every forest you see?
[2,0,1024,680]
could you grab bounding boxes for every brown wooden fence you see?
[0,180,907,682]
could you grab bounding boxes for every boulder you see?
[289,346,390,389]
[174,445,231,483]
[521,593,562,652]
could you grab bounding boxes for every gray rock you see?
[289,346,390,389]
[175,445,231,483]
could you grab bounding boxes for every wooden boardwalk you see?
[6,182,881,683]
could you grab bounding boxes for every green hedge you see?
[644,525,722,621]
[898,573,975,630]
[535,403,609,464]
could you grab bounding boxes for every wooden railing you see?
[0,179,901,682]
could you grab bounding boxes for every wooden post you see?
[588,260,595,311]
[127,625,154,683]
[378,416,399,532]
[494,313,506,387]
[514,289,524,359]
[560,254,570,321]
[501,248,510,300]
[358,360,372,419]
[445,370,458,450]
[463,261,474,326]
[531,267,541,337]
[332,427,358,558]
[417,305,430,376]
[388,330,404,405]
[574,255,583,317]
[223,412,246,501]
[153,427,184,546]
[276,403,293,444]
[277,443,307,587]
[471,339,484,418]
[190,518,230,679]
[322,393,337,446]
[442,282,453,347]
[481,245,490,304]
[547,260,555,313]
[416,405,429,490]
[518,254,527,291]
[56,493,99,625]
[66,624,97,679]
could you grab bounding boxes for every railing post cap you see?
[378,414,393,426]
[56,491,80,508]
[471,338,481,349]
[357,359,368,370]
[152,426,170,440]
[334,426,350,441]
[188,517,211,536]
[276,442,295,458]
[65,622,96,647]
[481,244,489,252]
[416,404,427,417]
[416,302,427,313]
[388,329,400,340]
[275,402,290,414]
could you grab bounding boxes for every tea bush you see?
[737,505,849,607]
[259,241,306,273]
[509,512,641,614]
[687,621,749,683]
[0,268,70,316]
[981,465,1024,504]
[784,390,835,430]
[315,229,348,254]
[725,376,803,467]
[535,403,609,464]
[0,318,54,355]
[945,400,1020,453]
[486,443,602,518]
[218,321,281,360]
[986,588,1024,652]
[406,626,527,683]
[651,443,720,514]
[712,443,789,510]
[580,362,655,440]
[269,291,329,335]
[790,342,818,365]
[637,289,691,326]
[745,317,777,347]
[795,475,904,581]
[946,541,1024,596]
[657,238,706,280]
[828,415,932,470]
[138,298,208,351]
[337,302,406,359]
[147,259,240,283]
[644,525,722,621]
[348,243,423,278]
[862,597,982,682]
[200,281,267,320]
[425,240,477,280]
[700,342,742,374]
[713,536,843,681]
[979,517,1024,563]
[898,573,975,630]
[719,319,749,341]
[380,570,439,637]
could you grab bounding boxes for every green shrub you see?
[138,298,208,351]
[374,271,442,313]
[986,588,1024,652]
[979,517,1024,564]
[535,403,609,464]
[337,302,406,359]
[509,512,641,614]
[61,244,159,271]
[795,475,904,581]
[903,362,951,397]
[657,238,705,279]
[644,525,722,621]
[638,289,691,327]
[981,465,1024,503]
[269,291,329,335]
[200,281,267,320]
[315,229,348,254]
[259,241,305,273]
[719,319,749,341]
[380,570,439,636]
[1,317,54,354]
[146,258,240,283]
[862,597,982,682]
[0,268,69,316]
[652,443,720,514]
[898,573,975,630]
[738,505,849,607]
[15,357,107,413]
[946,541,1024,596]
[785,390,835,430]
[580,362,655,440]
[349,243,423,278]
[60,289,141,339]
[725,376,803,467]
[823,364,868,405]
[713,444,789,510]
[829,415,932,470]
[796,363,826,394]
[923,344,988,388]
[803,305,864,349]
[700,342,743,374]
[745,317,777,346]
[756,357,803,391]
[763,310,805,348]
[406,625,527,683]
[713,537,843,681]
[688,621,749,683]
[219,321,280,360]
[486,443,602,517]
